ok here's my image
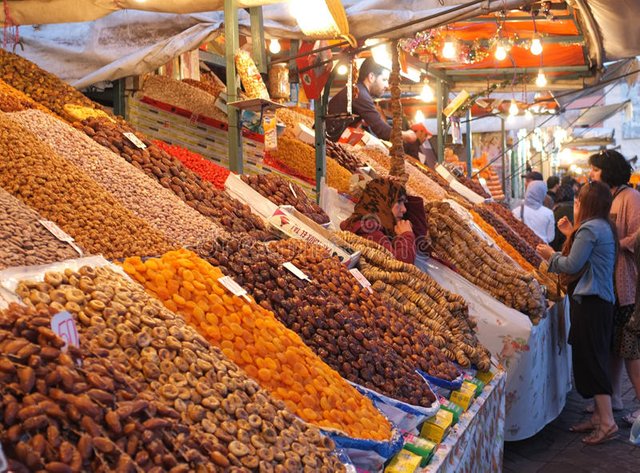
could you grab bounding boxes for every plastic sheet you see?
[324,425,404,472]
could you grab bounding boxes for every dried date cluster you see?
[75,116,271,241]
[0,188,80,270]
[200,238,446,407]
[0,114,173,260]
[241,174,330,225]
[326,141,365,173]
[482,201,545,251]
[16,266,344,472]
[9,110,222,248]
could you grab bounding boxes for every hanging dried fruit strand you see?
[389,40,407,182]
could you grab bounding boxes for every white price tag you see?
[39,220,83,256]
[218,276,250,301]
[51,311,80,352]
[123,132,147,149]
[0,443,7,473]
[288,182,298,199]
[349,268,373,293]
[283,262,309,280]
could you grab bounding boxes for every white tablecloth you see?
[415,256,572,441]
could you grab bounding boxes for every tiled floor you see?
[503,376,640,472]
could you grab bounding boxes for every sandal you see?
[622,409,640,426]
[581,424,618,445]
[569,419,596,433]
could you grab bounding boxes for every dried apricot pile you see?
[122,249,392,441]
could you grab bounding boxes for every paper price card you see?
[0,443,7,473]
[123,132,147,149]
[349,268,373,293]
[51,311,80,352]
[218,276,251,302]
[283,262,309,280]
[39,220,83,256]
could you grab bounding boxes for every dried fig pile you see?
[122,249,392,440]
[9,110,224,248]
[337,231,491,371]
[199,238,445,407]
[0,303,218,472]
[241,174,330,225]
[426,201,546,323]
[16,266,345,472]
[0,188,81,269]
[0,49,105,120]
[0,114,173,260]
[75,116,271,241]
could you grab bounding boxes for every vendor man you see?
[405,123,437,168]
[326,57,417,144]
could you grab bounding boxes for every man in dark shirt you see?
[326,58,417,144]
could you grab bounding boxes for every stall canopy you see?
[571,101,629,128]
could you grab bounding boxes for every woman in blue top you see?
[538,181,618,445]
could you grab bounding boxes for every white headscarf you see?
[524,181,548,210]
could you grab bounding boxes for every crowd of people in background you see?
[518,150,640,445]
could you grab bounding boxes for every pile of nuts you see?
[0,114,173,260]
[275,108,314,140]
[482,201,545,250]
[326,141,365,174]
[122,249,392,440]
[75,116,271,241]
[199,238,441,407]
[241,174,330,225]
[8,110,224,248]
[15,265,346,472]
[0,188,81,269]
[0,303,219,472]
[0,78,54,115]
[0,49,105,120]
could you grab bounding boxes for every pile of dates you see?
[326,141,364,173]
[200,238,458,406]
[482,201,545,250]
[241,174,330,225]
[15,266,345,472]
[75,117,271,241]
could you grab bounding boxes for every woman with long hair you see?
[538,181,618,445]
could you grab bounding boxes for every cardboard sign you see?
[51,311,80,352]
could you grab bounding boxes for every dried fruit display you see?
[337,231,491,371]
[141,75,228,123]
[269,136,352,194]
[153,140,230,190]
[473,205,542,267]
[326,141,365,173]
[199,238,449,406]
[0,188,80,269]
[0,114,173,260]
[76,116,271,241]
[241,174,330,225]
[15,265,346,472]
[9,110,222,248]
[0,78,54,115]
[182,78,226,101]
[200,72,227,99]
[426,201,546,323]
[123,249,391,440]
[0,49,105,119]
[235,50,270,100]
[482,201,545,250]
[0,303,221,472]
[275,107,314,139]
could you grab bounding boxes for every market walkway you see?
[504,377,639,472]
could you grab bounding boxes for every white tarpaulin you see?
[585,0,640,61]
[3,0,531,88]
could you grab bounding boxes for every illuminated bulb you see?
[336,64,348,75]
[509,99,519,116]
[535,70,548,87]
[371,42,392,69]
[525,109,533,120]
[442,40,456,60]
[530,37,543,56]
[494,44,507,61]
[269,39,281,54]
[420,83,434,102]
[415,110,425,123]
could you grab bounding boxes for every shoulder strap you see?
[612,185,628,201]
[520,203,525,223]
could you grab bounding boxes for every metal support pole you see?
[315,73,336,200]
[113,78,126,118]
[465,108,472,177]
[500,116,507,198]
[436,80,448,163]
[225,0,243,174]
[249,7,267,74]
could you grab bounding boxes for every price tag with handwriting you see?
[349,268,373,293]
[218,276,250,301]
[283,262,309,280]
[123,132,147,149]
[51,311,80,352]
[39,220,83,256]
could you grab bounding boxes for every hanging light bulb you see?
[442,39,456,60]
[535,69,548,87]
[336,64,348,75]
[269,39,281,54]
[415,110,426,123]
[494,44,507,61]
[530,37,543,56]
[420,82,434,102]
[509,99,519,116]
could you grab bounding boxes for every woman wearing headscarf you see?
[341,178,419,264]
[513,180,555,243]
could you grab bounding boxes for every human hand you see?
[402,130,418,143]
[536,244,555,260]
[557,216,573,237]
[395,219,413,234]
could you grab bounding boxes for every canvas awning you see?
[572,101,629,128]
